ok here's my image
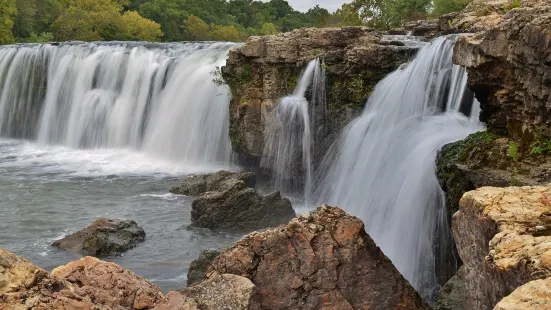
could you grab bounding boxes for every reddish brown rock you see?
[206,205,430,309]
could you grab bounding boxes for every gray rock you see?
[52,218,145,257]
[187,250,221,286]
[171,170,256,196]
[435,266,467,310]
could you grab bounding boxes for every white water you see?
[261,59,325,204]
[313,36,485,298]
[0,42,235,167]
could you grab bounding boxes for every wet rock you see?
[494,277,551,310]
[222,27,418,163]
[170,170,256,196]
[453,185,551,309]
[206,205,430,309]
[434,266,467,310]
[187,250,220,285]
[52,218,146,257]
[191,178,295,230]
[154,273,259,310]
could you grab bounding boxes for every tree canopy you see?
[0,0,474,44]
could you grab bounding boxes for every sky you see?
[286,0,351,13]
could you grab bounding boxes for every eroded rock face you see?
[453,0,551,141]
[187,250,220,285]
[434,266,467,310]
[206,205,430,309]
[191,178,295,230]
[222,27,418,162]
[494,277,551,310]
[171,170,256,196]
[52,218,146,257]
[453,185,551,309]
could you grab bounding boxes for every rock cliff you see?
[222,27,418,164]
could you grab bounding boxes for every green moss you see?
[223,64,253,93]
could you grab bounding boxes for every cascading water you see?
[312,36,485,298]
[0,42,235,166]
[261,58,326,204]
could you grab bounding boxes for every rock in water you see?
[205,205,430,309]
[52,218,146,257]
[187,250,221,285]
[171,170,256,196]
[453,185,551,309]
[191,178,295,230]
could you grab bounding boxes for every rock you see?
[52,218,146,257]
[453,0,551,141]
[222,27,418,163]
[0,249,162,310]
[434,266,467,310]
[154,273,259,310]
[191,178,295,230]
[52,256,163,310]
[171,170,256,196]
[439,0,512,34]
[494,277,551,310]
[187,250,220,285]
[403,19,441,38]
[206,205,430,309]
[453,185,551,309]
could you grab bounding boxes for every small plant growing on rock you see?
[530,126,551,155]
[507,141,519,162]
[500,0,522,13]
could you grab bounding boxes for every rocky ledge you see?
[52,218,146,257]
[453,185,551,309]
[222,27,419,164]
[173,171,295,230]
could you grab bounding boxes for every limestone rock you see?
[222,27,418,162]
[207,205,430,309]
[191,178,295,230]
[52,218,146,257]
[494,277,551,310]
[0,248,48,295]
[187,250,220,286]
[453,0,551,141]
[171,170,256,196]
[154,273,259,310]
[52,256,163,309]
[453,185,551,309]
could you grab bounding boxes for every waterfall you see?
[261,58,326,204]
[313,36,485,298]
[0,42,235,166]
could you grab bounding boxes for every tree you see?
[0,0,17,44]
[121,11,162,41]
[260,22,277,35]
[182,15,209,40]
[306,5,331,27]
[13,0,36,39]
[208,24,240,42]
[433,0,472,15]
[138,0,188,41]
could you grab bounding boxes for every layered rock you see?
[170,170,256,196]
[52,218,146,257]
[0,249,163,309]
[453,0,551,141]
[222,27,418,163]
[453,185,551,309]
[205,205,430,309]
[494,277,551,310]
[186,250,220,285]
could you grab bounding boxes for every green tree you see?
[306,5,331,27]
[121,11,162,41]
[138,0,188,41]
[13,0,36,39]
[182,15,209,40]
[0,0,17,44]
[208,24,240,42]
[260,22,277,35]
[433,0,472,15]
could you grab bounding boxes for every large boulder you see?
[52,218,146,257]
[170,170,256,196]
[205,205,430,309]
[222,27,419,163]
[494,277,551,310]
[187,250,220,285]
[191,177,295,230]
[453,185,551,309]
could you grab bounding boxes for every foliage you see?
[0,0,17,44]
[507,141,519,162]
[433,0,472,15]
[121,11,162,41]
[182,15,209,40]
[209,24,240,42]
[260,22,278,35]
[500,0,522,13]
[530,126,551,156]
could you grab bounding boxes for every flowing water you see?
[312,36,485,298]
[0,42,242,291]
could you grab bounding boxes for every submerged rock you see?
[187,250,221,285]
[170,170,256,196]
[453,185,551,309]
[52,218,146,257]
[205,205,430,309]
[191,177,295,230]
